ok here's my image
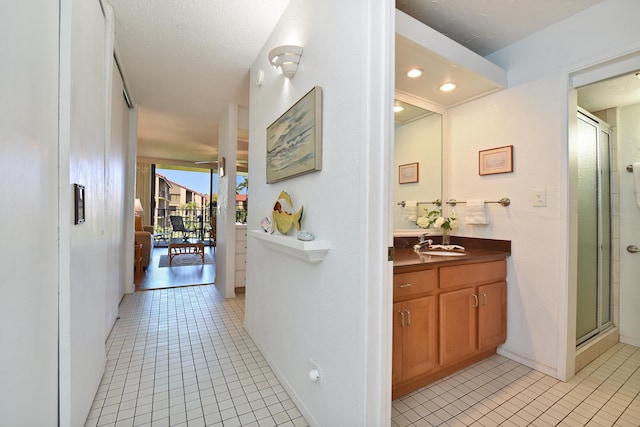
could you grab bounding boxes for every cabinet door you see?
[478,281,507,350]
[392,302,404,386]
[402,296,438,379]
[439,287,476,366]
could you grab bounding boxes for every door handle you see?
[481,292,487,306]
[472,294,479,308]
[405,309,411,326]
[399,310,405,327]
[627,245,639,254]
[397,283,412,288]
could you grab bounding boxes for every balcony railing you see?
[152,206,247,245]
[153,207,211,242]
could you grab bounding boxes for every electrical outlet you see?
[533,188,546,207]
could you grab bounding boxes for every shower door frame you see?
[576,109,614,347]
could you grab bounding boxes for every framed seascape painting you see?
[266,86,323,183]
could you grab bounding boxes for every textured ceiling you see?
[107,0,290,167]
[109,0,608,168]
[396,0,602,57]
[578,72,640,113]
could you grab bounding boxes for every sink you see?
[419,250,467,257]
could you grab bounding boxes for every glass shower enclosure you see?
[576,110,613,346]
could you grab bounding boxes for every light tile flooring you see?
[86,284,640,427]
[392,344,640,427]
[85,285,308,427]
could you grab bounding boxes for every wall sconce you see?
[268,45,303,79]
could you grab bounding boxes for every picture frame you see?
[479,145,513,175]
[399,162,419,184]
[266,86,323,183]
[74,183,85,225]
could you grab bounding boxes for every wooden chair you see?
[134,241,143,275]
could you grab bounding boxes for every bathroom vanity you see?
[392,238,510,399]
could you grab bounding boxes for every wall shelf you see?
[248,230,330,263]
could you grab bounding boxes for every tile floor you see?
[86,283,640,427]
[85,285,307,427]
[392,344,640,427]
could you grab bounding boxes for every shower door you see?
[576,111,612,346]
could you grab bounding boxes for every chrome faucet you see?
[413,234,433,250]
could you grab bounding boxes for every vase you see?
[441,229,450,245]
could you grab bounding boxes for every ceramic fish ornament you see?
[272,191,303,234]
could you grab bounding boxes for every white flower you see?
[416,216,430,229]
[418,209,457,231]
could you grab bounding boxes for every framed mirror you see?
[393,93,444,231]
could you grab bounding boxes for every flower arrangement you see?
[416,209,457,231]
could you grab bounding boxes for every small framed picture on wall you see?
[399,162,419,184]
[479,145,513,175]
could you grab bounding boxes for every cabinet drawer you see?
[394,269,437,301]
[439,260,506,289]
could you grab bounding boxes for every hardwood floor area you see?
[135,244,216,291]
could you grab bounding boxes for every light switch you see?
[533,188,546,207]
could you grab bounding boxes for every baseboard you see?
[243,323,319,427]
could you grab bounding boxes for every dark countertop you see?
[393,236,511,273]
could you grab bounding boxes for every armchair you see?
[134,214,154,268]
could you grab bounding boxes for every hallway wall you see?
[245,0,393,425]
[0,1,133,425]
[0,2,60,425]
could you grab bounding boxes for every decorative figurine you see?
[272,191,304,234]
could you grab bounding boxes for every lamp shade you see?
[134,198,143,213]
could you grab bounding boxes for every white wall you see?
[60,0,112,424]
[618,103,640,346]
[245,0,393,425]
[394,113,442,229]
[447,0,640,379]
[216,104,239,298]
[0,2,60,425]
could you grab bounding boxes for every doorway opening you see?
[572,63,640,371]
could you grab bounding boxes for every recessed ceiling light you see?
[636,72,640,79]
[439,83,457,92]
[406,68,423,78]
[393,103,404,113]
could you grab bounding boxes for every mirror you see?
[393,95,443,231]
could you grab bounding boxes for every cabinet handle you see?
[472,294,479,308]
[397,283,412,288]
[481,292,487,306]
[399,310,405,327]
[405,309,411,326]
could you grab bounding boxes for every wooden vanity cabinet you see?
[393,258,507,399]
[392,296,438,386]
[392,270,438,387]
[439,281,507,366]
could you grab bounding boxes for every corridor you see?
[85,285,307,426]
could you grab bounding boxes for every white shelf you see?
[248,230,330,263]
